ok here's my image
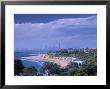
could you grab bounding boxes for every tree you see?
[14,59,24,75]
[67,68,77,76]
[66,62,79,69]
[73,67,88,76]
[22,66,37,76]
[82,61,97,76]
[66,67,88,76]
[40,62,61,75]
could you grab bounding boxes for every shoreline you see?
[20,53,72,68]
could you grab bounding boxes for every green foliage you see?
[22,66,37,76]
[59,48,97,76]
[59,71,68,76]
[82,60,97,76]
[83,49,97,76]
[14,59,38,76]
[40,62,61,75]
[67,68,77,76]
[66,67,87,76]
[14,59,24,75]
[66,62,79,69]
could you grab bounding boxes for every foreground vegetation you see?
[14,48,97,76]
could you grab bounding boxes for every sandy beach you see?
[21,53,71,68]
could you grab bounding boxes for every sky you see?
[14,14,97,51]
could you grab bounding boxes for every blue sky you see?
[14,14,97,50]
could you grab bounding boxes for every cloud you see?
[15,15,96,38]
[14,15,97,50]
[15,15,96,30]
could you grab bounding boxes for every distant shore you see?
[21,53,73,68]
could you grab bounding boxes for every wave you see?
[21,57,44,64]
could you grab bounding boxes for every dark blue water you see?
[14,51,36,59]
[14,52,44,70]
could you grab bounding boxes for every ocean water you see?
[14,52,44,70]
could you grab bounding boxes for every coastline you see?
[21,53,71,68]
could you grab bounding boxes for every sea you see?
[14,51,45,70]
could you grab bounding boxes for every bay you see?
[14,51,44,70]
